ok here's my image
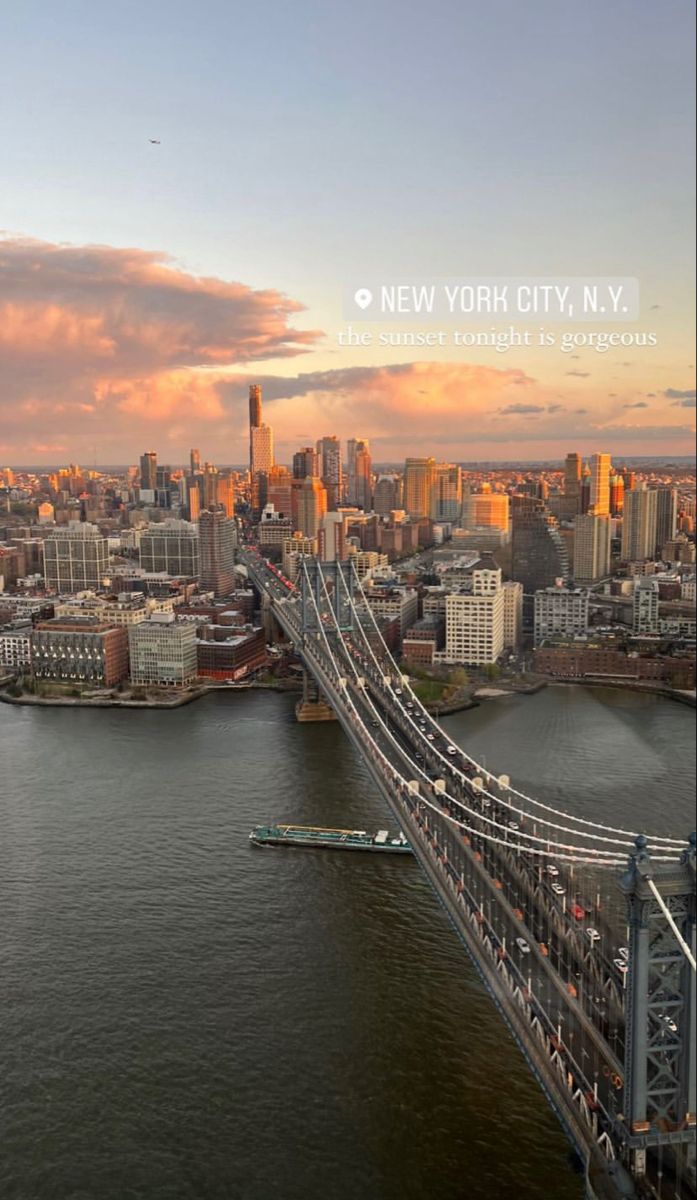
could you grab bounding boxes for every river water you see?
[0,685,693,1200]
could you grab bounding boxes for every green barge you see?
[249,824,412,854]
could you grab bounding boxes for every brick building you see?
[534,643,695,689]
[196,625,267,680]
[31,619,129,686]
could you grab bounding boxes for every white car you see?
[515,938,531,954]
[618,946,629,962]
[586,927,601,944]
[446,746,457,756]
[427,733,435,741]
[395,688,403,696]
[508,821,520,832]
[613,959,628,974]
[551,883,565,896]
[547,865,560,878]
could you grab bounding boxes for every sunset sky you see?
[1,0,695,465]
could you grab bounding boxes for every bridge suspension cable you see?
[302,560,653,866]
[341,560,685,850]
[329,564,648,858]
[252,552,686,859]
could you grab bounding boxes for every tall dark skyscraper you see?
[655,487,678,552]
[511,497,570,594]
[564,452,582,500]
[139,451,157,491]
[292,446,319,480]
[190,448,201,475]
[249,385,262,471]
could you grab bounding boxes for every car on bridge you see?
[570,903,585,920]
[586,927,601,944]
[547,864,560,877]
[515,938,531,954]
[551,882,565,896]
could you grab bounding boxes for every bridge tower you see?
[295,560,355,722]
[619,833,696,1180]
[299,559,356,635]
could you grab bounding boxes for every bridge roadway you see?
[241,549,678,1194]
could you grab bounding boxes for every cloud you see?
[0,234,326,456]
[565,370,590,378]
[498,403,546,415]
[0,235,321,422]
[0,234,693,463]
[664,388,696,407]
[623,401,648,409]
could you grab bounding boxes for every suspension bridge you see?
[238,546,696,1200]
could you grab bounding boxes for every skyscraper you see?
[564,452,582,500]
[297,477,328,538]
[609,474,625,516]
[573,512,612,582]
[655,487,678,553]
[511,498,570,594]
[316,436,342,510]
[292,447,319,480]
[43,521,110,592]
[266,465,293,517]
[461,490,509,531]
[430,464,461,522]
[139,451,157,492]
[347,438,373,511]
[201,462,219,510]
[403,457,436,519]
[251,424,274,513]
[216,471,237,518]
[198,509,237,596]
[373,475,401,517]
[140,519,200,577]
[190,449,201,475]
[251,425,274,475]
[622,486,658,562]
[589,453,612,516]
[249,383,262,467]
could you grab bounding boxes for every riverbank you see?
[423,678,548,715]
[0,675,303,709]
[541,677,696,708]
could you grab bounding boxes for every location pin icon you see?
[354,288,373,310]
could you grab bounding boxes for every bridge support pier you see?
[295,669,337,723]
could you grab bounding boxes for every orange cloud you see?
[1,236,693,463]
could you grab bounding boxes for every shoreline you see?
[0,677,302,710]
[1,675,693,711]
[543,677,697,708]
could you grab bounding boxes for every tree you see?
[450,667,469,687]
